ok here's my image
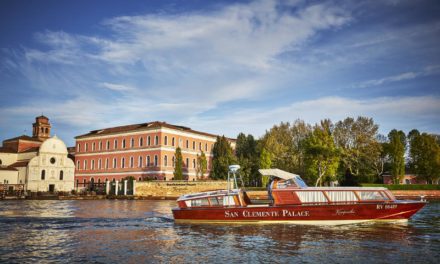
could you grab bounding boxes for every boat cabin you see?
[176,169,397,209]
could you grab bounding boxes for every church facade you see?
[0,116,75,193]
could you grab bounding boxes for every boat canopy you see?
[259,169,308,188]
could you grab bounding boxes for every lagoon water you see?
[0,200,439,263]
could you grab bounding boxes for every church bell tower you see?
[32,115,51,141]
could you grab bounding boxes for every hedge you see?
[361,184,440,190]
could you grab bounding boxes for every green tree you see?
[408,131,440,184]
[235,133,259,186]
[304,121,340,186]
[196,151,208,179]
[259,147,272,187]
[333,116,381,183]
[210,136,236,180]
[173,147,184,180]
[260,120,311,175]
[388,129,406,184]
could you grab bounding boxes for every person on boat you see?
[268,177,280,204]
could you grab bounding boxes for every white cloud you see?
[356,65,440,88]
[99,82,136,92]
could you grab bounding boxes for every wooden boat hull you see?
[172,201,426,225]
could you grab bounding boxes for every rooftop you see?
[76,121,235,141]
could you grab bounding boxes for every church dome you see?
[38,136,68,154]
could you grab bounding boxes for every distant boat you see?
[172,166,426,225]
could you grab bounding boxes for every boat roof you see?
[177,189,238,201]
[259,169,299,180]
[259,169,308,188]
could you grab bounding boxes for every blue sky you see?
[1,0,439,146]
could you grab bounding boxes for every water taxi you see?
[172,166,426,225]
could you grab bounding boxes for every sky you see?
[0,0,439,146]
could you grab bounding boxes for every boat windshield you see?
[294,176,308,188]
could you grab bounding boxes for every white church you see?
[0,116,75,193]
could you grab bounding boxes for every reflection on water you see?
[0,200,438,263]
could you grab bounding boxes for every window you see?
[99,141,103,150]
[98,159,102,169]
[186,140,189,148]
[130,157,134,168]
[155,135,159,145]
[85,143,88,151]
[164,136,168,145]
[41,170,46,180]
[147,136,151,146]
[76,160,80,170]
[139,137,143,147]
[186,158,189,167]
[122,139,126,148]
[84,160,88,170]
[147,156,151,166]
[193,141,195,150]
[91,160,95,170]
[131,138,134,148]
[50,157,56,164]
[92,142,95,151]
[193,159,196,168]
[113,158,117,169]
[114,139,118,149]
[59,170,64,180]
[357,191,386,201]
[122,158,125,168]
[205,143,208,152]
[139,156,143,167]
[190,198,210,207]
[77,144,81,152]
[154,155,158,166]
[172,156,175,167]
[105,158,109,169]
[199,142,202,150]
[164,155,168,166]
[172,137,175,146]
[106,140,110,150]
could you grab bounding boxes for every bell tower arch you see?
[32,115,51,140]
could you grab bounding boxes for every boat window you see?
[294,176,308,188]
[296,191,327,203]
[209,197,222,206]
[190,198,210,207]
[357,191,385,201]
[223,195,236,206]
[326,191,358,202]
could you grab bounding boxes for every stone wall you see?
[135,181,228,198]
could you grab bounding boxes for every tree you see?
[333,117,381,183]
[173,147,183,180]
[371,134,389,183]
[259,147,272,187]
[387,129,406,184]
[408,131,440,184]
[260,120,311,175]
[235,133,259,186]
[210,136,236,180]
[196,151,208,179]
[304,122,340,186]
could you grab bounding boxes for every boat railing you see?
[274,188,395,205]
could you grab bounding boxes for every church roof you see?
[8,161,30,168]
[76,121,235,141]
[3,135,42,143]
[0,147,16,153]
[0,166,18,171]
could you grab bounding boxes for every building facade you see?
[0,116,75,193]
[74,121,235,185]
